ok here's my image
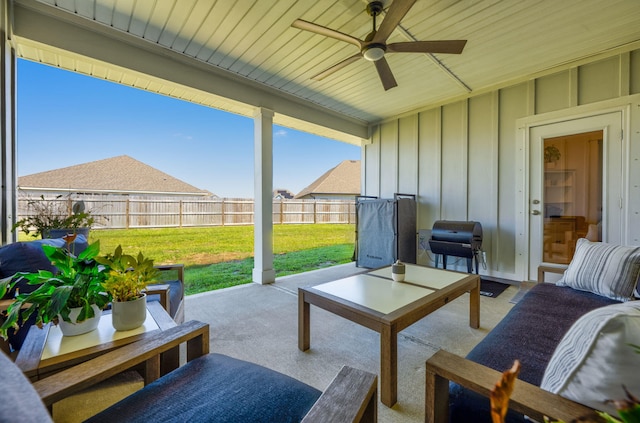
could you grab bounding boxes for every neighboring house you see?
[18,155,212,198]
[295,160,360,200]
[273,189,294,199]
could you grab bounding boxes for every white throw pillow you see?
[540,301,640,414]
[556,238,640,301]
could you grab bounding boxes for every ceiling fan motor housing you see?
[363,1,386,61]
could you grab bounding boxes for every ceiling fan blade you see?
[387,40,467,54]
[292,19,363,48]
[311,54,362,81]
[373,0,417,43]
[374,57,398,91]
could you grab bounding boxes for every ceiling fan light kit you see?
[291,0,467,91]
[363,44,386,61]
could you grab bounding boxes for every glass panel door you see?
[527,111,622,281]
[542,131,603,264]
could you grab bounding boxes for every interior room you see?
[1,1,639,422]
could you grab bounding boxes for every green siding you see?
[364,47,640,279]
[578,56,620,104]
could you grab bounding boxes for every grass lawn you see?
[79,224,356,295]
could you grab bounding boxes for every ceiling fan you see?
[292,0,467,91]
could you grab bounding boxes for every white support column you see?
[252,107,275,284]
[0,0,17,245]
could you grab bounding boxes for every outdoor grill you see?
[429,220,483,274]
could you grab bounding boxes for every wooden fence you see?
[16,195,357,229]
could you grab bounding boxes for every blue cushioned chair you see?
[2,321,378,422]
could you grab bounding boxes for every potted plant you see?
[97,246,159,331]
[0,235,110,338]
[12,195,95,239]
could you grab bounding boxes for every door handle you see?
[531,210,541,215]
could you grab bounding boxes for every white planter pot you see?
[112,294,147,331]
[58,304,102,336]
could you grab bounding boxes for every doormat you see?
[480,280,511,298]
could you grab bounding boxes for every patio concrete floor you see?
[185,262,523,423]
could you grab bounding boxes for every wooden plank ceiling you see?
[13,0,640,134]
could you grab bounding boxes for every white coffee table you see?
[298,264,480,407]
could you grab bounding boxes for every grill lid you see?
[431,220,482,245]
[429,220,483,258]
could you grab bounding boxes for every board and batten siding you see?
[363,48,640,281]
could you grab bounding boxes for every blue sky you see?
[17,60,361,198]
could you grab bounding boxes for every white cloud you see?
[274,129,287,137]
[173,133,193,140]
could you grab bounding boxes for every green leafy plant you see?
[544,145,561,163]
[12,195,95,238]
[544,393,640,423]
[0,236,110,340]
[97,245,159,302]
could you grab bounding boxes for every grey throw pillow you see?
[556,238,640,301]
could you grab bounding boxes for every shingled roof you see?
[295,160,360,199]
[18,155,211,196]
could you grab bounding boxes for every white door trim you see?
[515,94,638,282]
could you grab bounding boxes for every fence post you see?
[280,199,284,224]
[347,204,351,223]
[313,200,317,224]
[179,200,183,228]
[352,202,355,224]
[221,198,225,226]
[125,198,130,229]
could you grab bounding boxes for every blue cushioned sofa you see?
[425,266,622,423]
[0,237,184,351]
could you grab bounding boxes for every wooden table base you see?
[298,267,480,407]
